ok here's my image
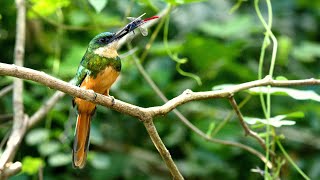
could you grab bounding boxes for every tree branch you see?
[143,118,184,179]
[129,46,272,167]
[28,91,65,128]
[0,0,26,178]
[228,96,266,149]
[1,63,319,177]
[1,64,319,121]
[0,85,13,98]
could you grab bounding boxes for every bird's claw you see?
[109,96,115,106]
[87,89,97,100]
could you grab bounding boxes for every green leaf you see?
[244,115,296,127]
[275,76,288,80]
[90,152,111,169]
[292,41,320,63]
[59,45,86,78]
[88,0,108,13]
[28,0,70,18]
[248,87,320,102]
[38,141,61,156]
[25,128,49,146]
[285,111,305,118]
[212,84,234,91]
[48,153,71,167]
[165,0,206,5]
[90,124,104,145]
[206,122,215,137]
[198,15,257,39]
[277,36,293,66]
[22,156,44,175]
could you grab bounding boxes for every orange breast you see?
[75,66,120,114]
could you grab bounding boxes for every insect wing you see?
[127,17,137,21]
[139,26,148,36]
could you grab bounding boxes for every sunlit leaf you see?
[213,84,320,102]
[48,153,71,167]
[165,0,206,5]
[292,41,320,63]
[22,156,44,175]
[88,0,108,13]
[90,124,104,145]
[90,152,111,169]
[28,0,70,18]
[26,128,50,146]
[285,111,305,118]
[277,36,292,66]
[275,76,288,80]
[248,87,320,102]
[244,115,296,127]
[198,15,258,39]
[38,141,61,156]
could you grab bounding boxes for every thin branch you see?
[129,47,272,167]
[0,115,13,125]
[143,118,184,180]
[0,0,26,178]
[146,75,320,116]
[228,96,266,149]
[0,162,21,178]
[0,85,13,98]
[28,91,65,128]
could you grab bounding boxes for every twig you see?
[0,85,13,98]
[28,91,65,128]
[129,46,272,167]
[0,162,21,178]
[0,0,26,178]
[143,118,184,179]
[0,115,13,125]
[228,96,266,149]
[0,130,11,150]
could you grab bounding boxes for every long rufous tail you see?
[72,113,91,169]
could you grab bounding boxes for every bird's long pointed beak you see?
[109,13,159,43]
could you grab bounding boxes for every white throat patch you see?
[93,41,119,58]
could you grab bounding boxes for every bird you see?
[71,14,159,169]
[72,31,121,169]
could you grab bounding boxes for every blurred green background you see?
[0,0,320,179]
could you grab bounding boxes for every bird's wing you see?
[72,65,88,107]
[74,65,88,87]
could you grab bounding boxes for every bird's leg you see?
[104,90,115,106]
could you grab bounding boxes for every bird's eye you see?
[98,38,107,43]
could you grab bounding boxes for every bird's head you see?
[88,32,121,59]
[88,14,159,59]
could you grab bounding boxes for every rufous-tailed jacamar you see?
[72,14,158,169]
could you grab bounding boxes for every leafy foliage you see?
[0,0,320,179]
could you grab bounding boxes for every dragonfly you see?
[126,13,159,36]
[112,13,159,41]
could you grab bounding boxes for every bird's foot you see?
[87,89,97,100]
[109,95,115,106]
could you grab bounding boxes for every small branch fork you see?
[1,64,320,178]
[228,96,266,149]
